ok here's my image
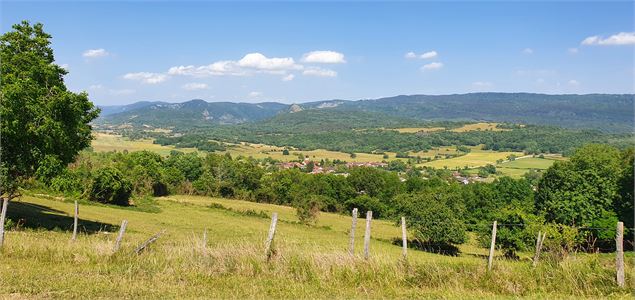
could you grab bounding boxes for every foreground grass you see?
[1,195,632,298]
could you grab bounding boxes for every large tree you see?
[1,21,99,200]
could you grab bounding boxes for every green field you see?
[420,148,524,169]
[1,194,632,298]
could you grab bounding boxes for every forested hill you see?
[96,93,634,132]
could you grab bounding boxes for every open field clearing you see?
[224,142,390,162]
[499,157,556,170]
[91,132,198,155]
[1,194,632,298]
[391,127,445,133]
[420,149,524,169]
[450,122,510,132]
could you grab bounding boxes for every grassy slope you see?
[1,194,632,298]
[421,149,525,169]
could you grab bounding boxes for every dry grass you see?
[0,195,632,298]
[450,122,510,132]
[91,132,198,155]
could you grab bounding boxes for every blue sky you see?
[2,1,634,105]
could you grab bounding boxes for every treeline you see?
[35,144,633,255]
[156,123,628,156]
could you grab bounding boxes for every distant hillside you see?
[96,99,289,126]
[96,93,634,132]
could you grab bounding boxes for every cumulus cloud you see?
[421,62,443,71]
[582,32,635,46]
[89,84,103,90]
[568,48,579,54]
[405,50,438,59]
[109,89,135,95]
[568,79,580,86]
[472,81,493,89]
[303,67,337,77]
[248,91,262,98]
[404,52,417,59]
[168,52,302,78]
[182,82,209,90]
[420,51,438,59]
[282,74,295,81]
[123,72,168,84]
[302,50,346,64]
[522,48,534,55]
[83,48,109,58]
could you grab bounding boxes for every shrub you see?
[295,195,325,225]
[394,193,467,245]
[89,167,132,205]
[345,195,387,219]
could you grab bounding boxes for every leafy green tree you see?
[345,195,387,218]
[90,167,132,205]
[1,21,99,198]
[295,194,324,225]
[394,193,467,245]
[282,149,290,155]
[536,144,623,227]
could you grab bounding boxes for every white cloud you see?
[568,48,579,54]
[248,91,262,98]
[421,62,443,71]
[522,48,534,55]
[582,32,635,46]
[302,50,346,64]
[168,53,301,78]
[282,74,295,81]
[123,72,168,84]
[405,50,438,59]
[109,89,135,95]
[405,52,417,59]
[89,84,103,90]
[182,82,209,90]
[83,48,109,58]
[420,51,438,59]
[238,53,302,70]
[472,81,493,89]
[567,79,580,86]
[303,67,337,77]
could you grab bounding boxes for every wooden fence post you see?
[113,220,128,252]
[401,216,407,259]
[0,197,8,248]
[364,211,372,260]
[134,229,166,255]
[349,208,358,255]
[487,220,497,271]
[616,221,624,287]
[72,201,79,241]
[265,212,278,259]
[203,227,208,251]
[532,231,546,267]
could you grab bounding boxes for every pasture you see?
[91,132,198,155]
[0,194,631,298]
[420,148,524,169]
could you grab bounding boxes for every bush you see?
[295,195,325,225]
[89,167,132,205]
[345,195,387,219]
[477,208,543,258]
[394,193,467,245]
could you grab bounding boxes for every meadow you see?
[1,194,632,298]
[420,148,525,169]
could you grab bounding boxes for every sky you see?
[2,1,634,105]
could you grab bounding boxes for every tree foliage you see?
[0,21,99,196]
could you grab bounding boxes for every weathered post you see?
[532,231,545,267]
[134,229,166,254]
[113,220,128,252]
[616,221,624,287]
[72,201,79,241]
[363,211,372,260]
[265,212,278,259]
[0,197,8,248]
[487,220,497,271]
[349,208,358,255]
[401,216,407,259]
[203,227,208,251]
